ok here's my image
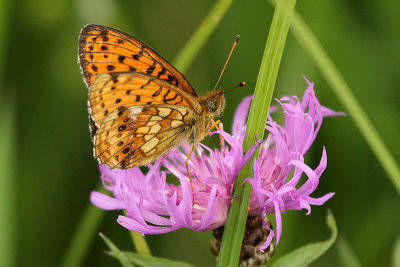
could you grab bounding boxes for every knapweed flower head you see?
[91,77,343,250]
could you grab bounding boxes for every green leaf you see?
[110,252,196,267]
[100,233,133,267]
[129,230,151,256]
[271,211,337,267]
[336,237,362,267]
[100,233,195,267]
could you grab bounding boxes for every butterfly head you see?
[203,89,226,118]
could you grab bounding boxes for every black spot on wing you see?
[117,106,127,116]
[118,55,126,63]
[157,66,166,77]
[132,50,143,60]
[110,73,118,83]
[146,63,156,75]
[167,74,178,85]
[99,28,108,36]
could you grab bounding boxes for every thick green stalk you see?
[288,8,400,194]
[216,1,296,266]
[129,227,151,256]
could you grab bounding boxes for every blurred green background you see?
[1,0,399,266]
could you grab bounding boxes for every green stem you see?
[288,8,400,195]
[60,182,108,267]
[129,228,152,256]
[0,0,11,91]
[216,1,297,266]
[173,0,234,72]
[0,0,14,265]
[0,98,16,267]
[336,237,362,267]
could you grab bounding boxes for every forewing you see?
[89,72,200,127]
[78,24,198,96]
[95,105,193,169]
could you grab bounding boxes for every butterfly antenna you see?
[214,81,246,96]
[212,35,240,92]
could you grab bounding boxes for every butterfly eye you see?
[205,98,218,112]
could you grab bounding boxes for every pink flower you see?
[91,77,343,250]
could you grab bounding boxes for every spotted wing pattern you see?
[78,24,198,96]
[89,72,201,128]
[95,105,193,168]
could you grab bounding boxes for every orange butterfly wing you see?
[78,24,211,169]
[78,24,198,97]
[95,103,194,169]
[89,72,201,128]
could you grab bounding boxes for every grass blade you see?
[173,0,234,72]
[287,5,400,194]
[272,211,337,267]
[216,0,297,266]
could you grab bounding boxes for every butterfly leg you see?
[210,119,224,147]
[185,144,195,205]
[210,119,221,130]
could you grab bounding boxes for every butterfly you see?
[78,24,236,180]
